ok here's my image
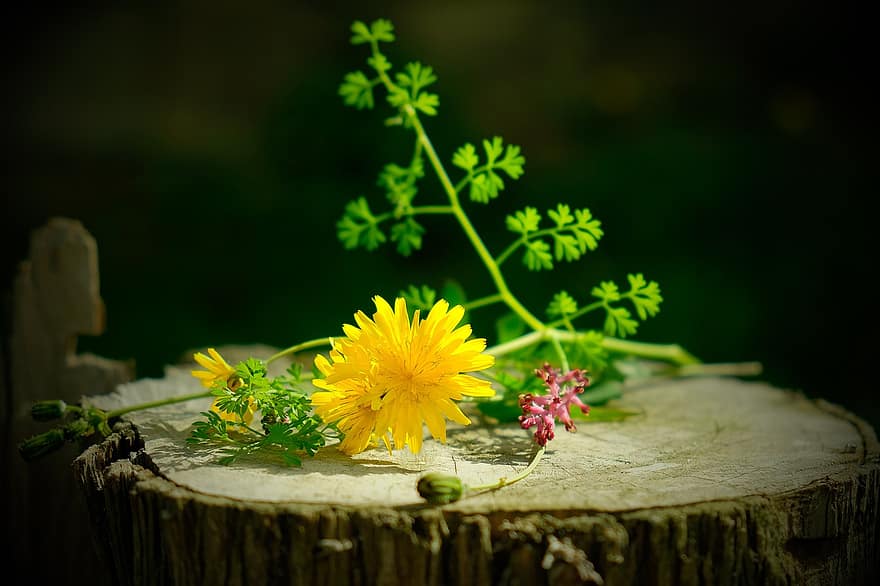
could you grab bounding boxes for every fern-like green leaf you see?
[626,273,663,319]
[337,197,386,251]
[390,217,425,256]
[452,143,478,171]
[523,240,553,271]
[339,71,374,110]
[505,207,541,235]
[400,284,437,312]
[547,291,579,317]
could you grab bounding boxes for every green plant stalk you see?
[266,337,334,365]
[549,336,570,372]
[106,390,213,419]
[546,301,604,328]
[104,339,333,421]
[466,446,545,493]
[373,204,455,224]
[406,107,546,332]
[368,40,545,333]
[485,328,700,366]
[464,293,505,311]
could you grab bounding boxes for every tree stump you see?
[74,349,879,586]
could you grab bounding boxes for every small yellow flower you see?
[192,348,236,388]
[312,296,495,455]
[191,348,257,424]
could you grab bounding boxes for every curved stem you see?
[485,330,547,358]
[546,301,604,328]
[453,164,490,193]
[494,237,525,267]
[266,337,333,365]
[599,336,700,365]
[550,336,570,372]
[463,293,505,311]
[660,361,763,377]
[367,40,546,334]
[485,327,701,366]
[373,205,456,224]
[406,110,546,332]
[229,421,267,437]
[466,446,545,492]
[106,390,213,419]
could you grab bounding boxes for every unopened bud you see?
[64,417,93,439]
[18,429,66,461]
[417,472,464,505]
[31,400,68,421]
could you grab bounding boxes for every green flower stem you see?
[266,337,334,365]
[494,236,525,267]
[549,336,570,372]
[660,361,763,377]
[463,293,505,311]
[373,205,456,224]
[368,40,545,333]
[484,329,547,358]
[546,301,605,328]
[466,446,545,493]
[106,390,213,419]
[404,107,546,332]
[452,163,490,193]
[407,205,456,215]
[229,421,267,437]
[599,336,700,365]
[485,328,701,366]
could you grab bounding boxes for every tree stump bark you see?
[74,349,879,586]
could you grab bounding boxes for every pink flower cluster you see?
[519,363,591,446]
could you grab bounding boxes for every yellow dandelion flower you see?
[312,295,495,455]
[191,348,257,424]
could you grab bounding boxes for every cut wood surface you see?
[76,347,879,586]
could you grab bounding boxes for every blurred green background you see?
[3,1,874,426]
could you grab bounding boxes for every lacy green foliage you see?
[547,291,579,319]
[379,156,424,215]
[334,19,666,410]
[400,284,437,312]
[453,137,525,203]
[589,273,663,338]
[337,197,386,251]
[504,204,603,271]
[187,360,334,466]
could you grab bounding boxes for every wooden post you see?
[74,352,879,586]
[3,218,134,585]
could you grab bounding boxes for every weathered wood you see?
[74,350,879,586]
[3,218,134,585]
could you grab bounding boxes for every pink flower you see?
[519,363,591,446]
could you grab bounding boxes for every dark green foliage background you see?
[4,1,874,426]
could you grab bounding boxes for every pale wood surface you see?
[75,347,880,585]
[88,367,866,513]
